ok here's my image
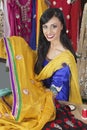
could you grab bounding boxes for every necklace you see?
[16,0,31,21]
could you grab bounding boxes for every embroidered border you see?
[3,37,21,121]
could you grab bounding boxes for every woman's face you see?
[42,16,63,43]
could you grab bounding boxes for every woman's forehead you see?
[43,16,61,25]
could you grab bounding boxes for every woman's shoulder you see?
[56,63,70,73]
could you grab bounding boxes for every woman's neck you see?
[46,42,66,60]
[50,41,64,51]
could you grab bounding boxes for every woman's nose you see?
[46,27,52,34]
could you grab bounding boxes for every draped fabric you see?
[3,0,10,37]
[77,3,87,100]
[0,36,55,130]
[29,0,36,50]
[49,0,81,51]
[36,0,48,46]
[70,0,81,51]
[35,49,82,104]
[0,36,82,130]
[0,0,4,38]
[7,0,32,44]
[43,60,70,101]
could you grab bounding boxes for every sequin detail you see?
[16,55,23,60]
[23,89,29,95]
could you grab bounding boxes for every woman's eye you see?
[52,25,57,28]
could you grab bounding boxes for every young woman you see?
[34,8,81,103]
[0,8,85,130]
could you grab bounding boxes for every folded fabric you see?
[0,88,12,97]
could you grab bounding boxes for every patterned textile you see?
[77,3,87,100]
[49,0,81,51]
[0,36,55,130]
[43,100,87,130]
[3,0,10,37]
[0,0,4,38]
[0,36,82,129]
[7,0,32,44]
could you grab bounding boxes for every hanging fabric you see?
[77,3,87,100]
[36,0,48,46]
[7,0,32,44]
[0,0,4,38]
[70,0,82,51]
[3,0,10,37]
[29,0,36,50]
[47,0,81,51]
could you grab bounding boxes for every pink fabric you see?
[7,0,32,44]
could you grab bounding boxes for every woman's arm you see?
[50,65,71,101]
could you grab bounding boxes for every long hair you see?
[34,8,77,74]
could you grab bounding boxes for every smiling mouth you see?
[46,34,55,39]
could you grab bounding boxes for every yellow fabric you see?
[0,36,55,130]
[0,39,7,59]
[0,36,82,130]
[36,0,48,46]
[36,50,82,104]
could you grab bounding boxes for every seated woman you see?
[0,8,84,130]
[34,7,82,103]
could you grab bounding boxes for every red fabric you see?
[71,0,82,51]
[49,0,81,51]
[50,0,71,37]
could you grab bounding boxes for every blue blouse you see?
[43,59,71,101]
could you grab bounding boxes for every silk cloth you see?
[43,61,70,101]
[36,0,48,45]
[7,0,32,43]
[0,36,82,130]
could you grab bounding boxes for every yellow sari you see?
[0,36,82,130]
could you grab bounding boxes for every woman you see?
[0,8,84,130]
[34,8,82,103]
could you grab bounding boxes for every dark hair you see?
[34,8,77,74]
